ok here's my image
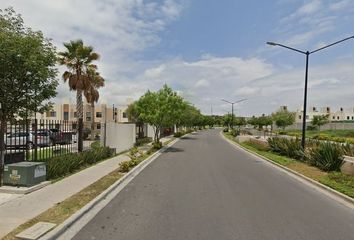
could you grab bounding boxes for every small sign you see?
[10,169,21,181]
[34,165,46,178]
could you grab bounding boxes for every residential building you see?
[33,101,129,132]
[283,106,354,123]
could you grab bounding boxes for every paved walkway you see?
[0,136,173,238]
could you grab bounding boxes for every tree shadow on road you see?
[163,147,184,153]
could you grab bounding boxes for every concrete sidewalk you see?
[0,136,173,238]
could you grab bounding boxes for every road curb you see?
[40,137,181,240]
[220,132,354,209]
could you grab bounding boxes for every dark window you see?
[96,112,102,118]
[299,115,302,119]
[74,112,77,118]
[64,112,69,120]
[332,116,335,120]
[347,116,350,120]
[50,111,56,117]
[337,116,340,120]
[97,123,101,130]
[123,112,127,118]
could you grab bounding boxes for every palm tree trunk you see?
[91,101,95,141]
[76,89,83,119]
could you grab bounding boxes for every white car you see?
[5,132,34,149]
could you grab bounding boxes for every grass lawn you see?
[284,129,354,138]
[223,132,354,199]
[2,170,123,240]
[28,148,70,161]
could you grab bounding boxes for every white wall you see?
[101,122,136,153]
[147,124,155,139]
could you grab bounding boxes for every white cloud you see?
[195,79,210,88]
[329,0,353,11]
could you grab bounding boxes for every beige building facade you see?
[284,106,354,123]
[34,101,129,131]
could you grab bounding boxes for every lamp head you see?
[266,42,277,46]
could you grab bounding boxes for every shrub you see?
[278,131,287,135]
[268,137,304,160]
[246,139,269,151]
[308,142,344,172]
[119,159,140,173]
[152,141,163,150]
[230,129,240,137]
[307,125,317,131]
[223,128,229,132]
[135,137,152,147]
[39,146,115,180]
[174,131,185,138]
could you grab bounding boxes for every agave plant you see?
[268,137,304,160]
[308,142,344,172]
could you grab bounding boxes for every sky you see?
[1,0,354,116]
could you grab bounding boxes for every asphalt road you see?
[73,129,354,240]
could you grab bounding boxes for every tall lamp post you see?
[267,36,354,150]
[221,98,247,129]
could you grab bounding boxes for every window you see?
[313,107,316,111]
[64,112,69,120]
[298,115,302,119]
[50,111,56,117]
[86,112,91,117]
[96,112,102,118]
[332,116,335,120]
[97,123,101,130]
[74,112,77,118]
[86,117,91,122]
[352,117,354,120]
[337,116,340,120]
[123,112,127,118]
[347,116,350,120]
[306,115,309,120]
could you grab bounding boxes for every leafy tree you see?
[0,8,58,167]
[247,115,272,130]
[126,102,145,138]
[272,109,295,130]
[234,117,247,128]
[84,66,105,140]
[311,114,329,131]
[135,85,185,143]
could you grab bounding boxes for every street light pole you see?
[222,98,247,130]
[267,36,354,150]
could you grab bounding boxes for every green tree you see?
[0,8,58,177]
[126,102,145,138]
[135,85,185,143]
[272,109,295,130]
[311,114,329,131]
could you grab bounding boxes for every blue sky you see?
[1,0,354,116]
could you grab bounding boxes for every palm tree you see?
[84,66,105,140]
[58,39,99,151]
[58,40,100,121]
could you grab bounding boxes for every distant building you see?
[281,106,354,123]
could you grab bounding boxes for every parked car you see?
[4,132,34,149]
[35,129,72,145]
[34,129,54,147]
[49,128,72,144]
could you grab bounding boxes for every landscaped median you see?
[1,137,176,240]
[222,132,354,199]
